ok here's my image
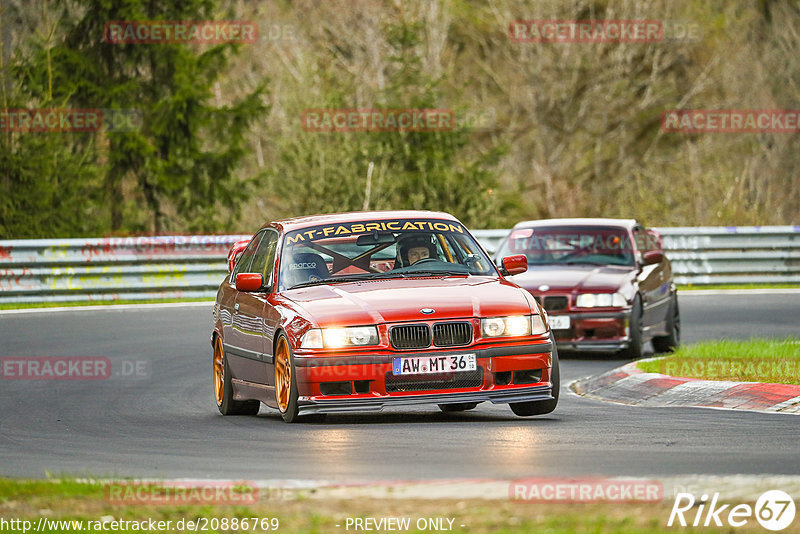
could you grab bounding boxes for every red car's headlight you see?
[300,326,379,348]
[481,315,547,337]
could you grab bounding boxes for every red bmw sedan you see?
[212,210,558,422]
[495,218,679,357]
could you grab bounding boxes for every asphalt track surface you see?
[0,292,798,480]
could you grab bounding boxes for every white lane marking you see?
[564,379,585,397]
[74,476,800,501]
[766,395,800,413]
[0,301,214,315]
[678,288,800,296]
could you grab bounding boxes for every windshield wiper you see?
[401,269,469,277]
[288,271,413,290]
[361,271,410,279]
[288,276,370,290]
[287,269,471,290]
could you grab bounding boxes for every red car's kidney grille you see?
[385,367,484,393]
[390,322,472,349]
[543,296,569,312]
[390,324,431,349]
[432,322,472,347]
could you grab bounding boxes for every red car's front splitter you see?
[296,384,554,415]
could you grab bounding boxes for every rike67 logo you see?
[669,490,796,531]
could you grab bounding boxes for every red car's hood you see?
[508,264,634,292]
[283,276,533,326]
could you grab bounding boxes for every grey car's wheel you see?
[652,294,680,353]
[620,296,644,359]
[509,344,560,417]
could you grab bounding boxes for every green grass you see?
[677,283,800,291]
[638,338,800,384]
[0,298,213,310]
[0,477,736,533]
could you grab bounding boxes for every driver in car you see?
[397,234,438,267]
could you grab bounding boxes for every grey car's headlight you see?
[575,293,627,308]
[300,326,379,348]
[481,315,547,337]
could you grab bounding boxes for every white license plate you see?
[392,354,477,376]
[549,315,571,330]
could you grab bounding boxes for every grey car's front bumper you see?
[554,340,630,352]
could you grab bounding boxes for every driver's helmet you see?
[397,233,438,267]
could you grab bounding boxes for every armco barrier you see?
[0,227,798,303]
[0,235,248,304]
[655,226,800,285]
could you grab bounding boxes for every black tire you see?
[652,294,680,353]
[214,336,260,416]
[620,295,644,359]
[438,402,479,413]
[509,344,560,416]
[274,332,301,423]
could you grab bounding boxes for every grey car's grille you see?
[543,296,569,312]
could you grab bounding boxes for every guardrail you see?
[0,236,247,304]
[656,226,800,285]
[1,226,798,303]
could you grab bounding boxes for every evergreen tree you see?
[2,0,267,237]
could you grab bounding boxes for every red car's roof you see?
[264,210,460,232]
[512,218,639,231]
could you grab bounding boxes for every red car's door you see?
[221,232,263,365]
[225,231,267,385]
[228,229,279,386]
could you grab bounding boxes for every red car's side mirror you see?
[642,250,664,265]
[501,254,528,275]
[227,240,250,272]
[235,273,263,292]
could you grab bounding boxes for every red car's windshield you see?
[497,226,635,267]
[279,218,496,290]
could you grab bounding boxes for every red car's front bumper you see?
[292,341,554,415]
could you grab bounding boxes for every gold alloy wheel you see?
[213,336,225,406]
[274,336,292,413]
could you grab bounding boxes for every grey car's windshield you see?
[279,219,496,290]
[496,226,635,267]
